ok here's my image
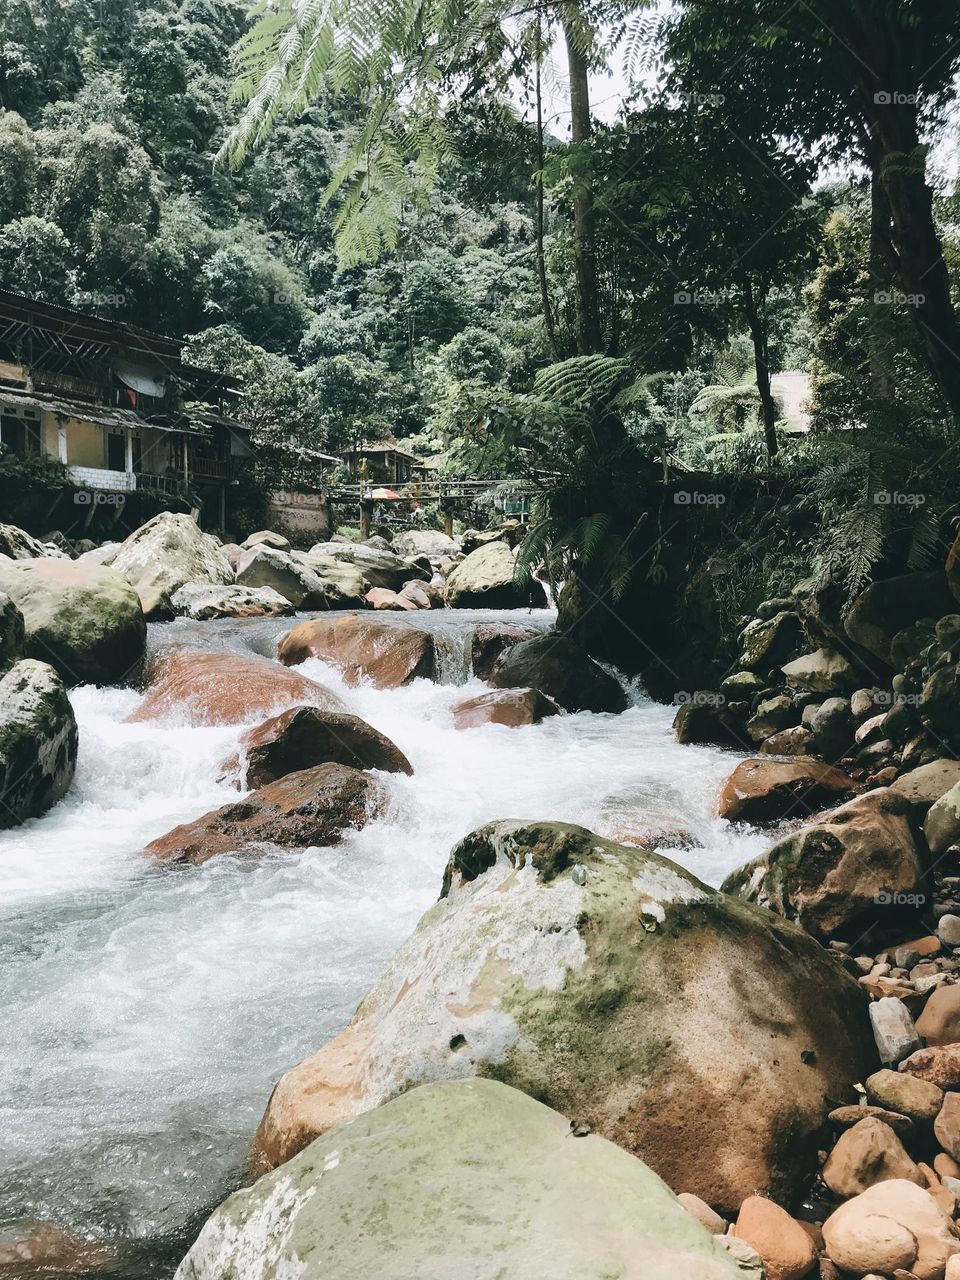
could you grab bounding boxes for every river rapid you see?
[0,608,768,1276]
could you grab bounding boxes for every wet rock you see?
[144,763,384,865]
[236,546,343,609]
[782,648,858,695]
[241,530,290,552]
[470,622,539,681]
[224,706,412,787]
[760,726,815,756]
[128,649,346,726]
[489,633,627,714]
[940,915,960,946]
[177,1078,747,1280]
[364,586,417,611]
[717,757,859,825]
[169,582,293,620]
[746,694,796,743]
[926,787,960,855]
[110,512,233,617]
[0,659,78,828]
[451,687,561,730]
[0,558,146,687]
[0,591,25,676]
[444,540,545,609]
[810,696,854,758]
[0,1220,114,1277]
[732,1196,817,1280]
[0,523,67,560]
[892,760,960,813]
[916,986,960,1047]
[674,696,745,748]
[821,1117,923,1197]
[721,789,926,941]
[278,616,436,688]
[306,542,429,593]
[870,997,922,1066]
[901,1044,960,1089]
[739,611,804,673]
[823,1180,959,1279]
[250,820,875,1213]
[845,572,955,665]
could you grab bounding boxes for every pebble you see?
[939,914,960,946]
[732,1196,817,1280]
[676,1192,725,1236]
[869,997,922,1066]
[854,955,875,974]
[895,948,920,970]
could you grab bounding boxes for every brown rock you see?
[365,587,417,611]
[866,1069,943,1124]
[897,936,943,960]
[676,1192,725,1235]
[760,726,815,756]
[128,649,345,725]
[277,616,436,688]
[821,1117,923,1197]
[451,687,561,730]
[143,763,384,865]
[732,1196,817,1280]
[470,622,539,681]
[822,1180,959,1280]
[0,1221,114,1277]
[917,985,960,1047]
[223,705,412,788]
[901,1044,960,1090]
[717,757,859,824]
[936,1094,960,1161]
[918,1161,957,1216]
[936,1153,960,1180]
[829,1104,913,1139]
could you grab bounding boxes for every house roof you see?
[0,386,249,438]
[344,441,423,462]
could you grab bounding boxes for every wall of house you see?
[138,427,174,475]
[64,417,105,467]
[41,414,60,460]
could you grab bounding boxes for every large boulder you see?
[737,611,804,673]
[0,591,25,675]
[781,648,857,695]
[925,782,960,855]
[891,759,960,812]
[307,543,429,592]
[277,616,436,688]
[178,1079,746,1280]
[717,757,860,824]
[0,659,78,827]
[224,705,412,787]
[451,687,561,729]
[0,558,145,687]
[845,571,955,666]
[169,582,293,620]
[922,665,960,749]
[445,541,546,609]
[236,546,344,610]
[489,633,626,714]
[470,621,540,680]
[0,523,67,560]
[250,820,874,1212]
[291,553,370,608]
[392,528,459,559]
[722,789,928,941]
[110,513,234,617]
[822,1179,960,1280]
[143,763,384,865]
[127,650,346,725]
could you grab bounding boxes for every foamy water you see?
[0,609,764,1273]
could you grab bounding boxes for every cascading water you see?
[0,608,769,1276]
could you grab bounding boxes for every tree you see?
[0,215,74,299]
[0,110,36,224]
[666,0,960,421]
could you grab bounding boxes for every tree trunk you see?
[868,171,894,401]
[534,32,559,360]
[562,10,603,355]
[743,278,778,458]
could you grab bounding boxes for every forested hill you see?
[0,0,546,459]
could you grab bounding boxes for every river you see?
[0,608,767,1276]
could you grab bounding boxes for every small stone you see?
[676,1192,725,1236]
[854,955,875,974]
[732,1195,817,1280]
[828,1104,913,1139]
[865,1069,943,1124]
[900,1043,960,1089]
[917,984,960,1046]
[896,947,921,970]
[714,1234,765,1277]
[822,1117,923,1197]
[948,1254,960,1280]
[918,1160,957,1216]
[935,1153,960,1180]
[852,688,879,718]
[935,1093,960,1161]
[914,973,952,997]
[940,915,960,947]
[870,997,922,1066]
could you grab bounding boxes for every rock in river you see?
[277,616,436,688]
[489,633,626,714]
[143,762,384,865]
[177,1079,747,1280]
[451,687,561,729]
[249,820,874,1213]
[109,512,234,618]
[0,659,78,827]
[0,558,146,687]
[127,649,346,725]
[445,540,546,609]
[170,581,293,620]
[223,705,412,787]
[717,757,859,824]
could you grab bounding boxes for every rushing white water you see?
[0,609,768,1274]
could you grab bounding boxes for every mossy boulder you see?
[0,558,145,687]
[844,571,954,666]
[445,540,546,609]
[0,659,78,827]
[307,542,429,592]
[250,820,875,1212]
[110,512,234,617]
[738,610,804,673]
[722,789,928,942]
[0,591,25,676]
[489,633,626,713]
[179,1080,747,1280]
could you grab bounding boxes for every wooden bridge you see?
[325,477,540,538]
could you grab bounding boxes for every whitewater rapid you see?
[0,609,767,1275]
